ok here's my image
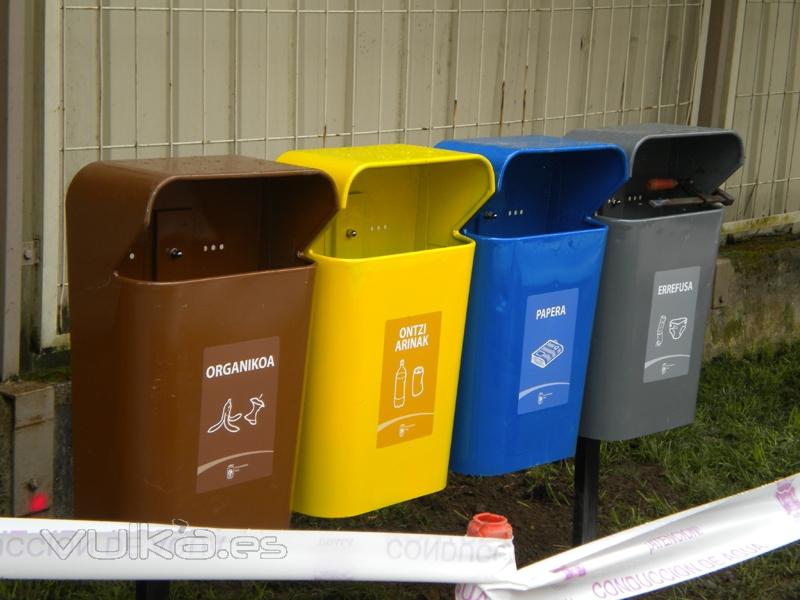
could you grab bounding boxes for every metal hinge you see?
[22,240,39,266]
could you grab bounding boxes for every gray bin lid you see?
[566,123,744,195]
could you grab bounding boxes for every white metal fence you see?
[43,0,710,345]
[39,0,800,349]
[720,0,800,231]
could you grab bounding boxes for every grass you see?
[603,343,800,599]
[1,342,799,599]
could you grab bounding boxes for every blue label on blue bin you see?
[517,288,579,415]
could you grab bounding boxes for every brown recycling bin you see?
[67,156,337,528]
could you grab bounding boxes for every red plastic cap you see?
[466,512,513,540]
[28,491,49,514]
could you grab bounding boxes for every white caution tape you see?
[464,473,800,599]
[0,519,517,584]
[0,474,797,597]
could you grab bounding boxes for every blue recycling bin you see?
[436,136,628,475]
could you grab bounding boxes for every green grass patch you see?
[603,342,800,599]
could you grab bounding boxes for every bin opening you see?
[460,145,628,239]
[310,161,491,260]
[116,175,336,283]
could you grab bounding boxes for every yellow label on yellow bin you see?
[377,312,442,448]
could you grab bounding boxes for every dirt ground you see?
[237,457,677,599]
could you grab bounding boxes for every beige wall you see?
[715,0,800,230]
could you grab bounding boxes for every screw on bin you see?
[168,248,183,259]
[346,229,358,238]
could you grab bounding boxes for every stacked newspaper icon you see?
[531,339,565,368]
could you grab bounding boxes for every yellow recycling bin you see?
[278,145,494,517]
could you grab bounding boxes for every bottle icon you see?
[412,366,425,397]
[656,314,667,347]
[393,360,407,408]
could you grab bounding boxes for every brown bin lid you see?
[67,155,338,285]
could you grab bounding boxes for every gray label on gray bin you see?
[643,266,701,383]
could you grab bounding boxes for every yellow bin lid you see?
[278,144,494,258]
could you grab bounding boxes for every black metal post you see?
[572,436,601,546]
[135,581,170,600]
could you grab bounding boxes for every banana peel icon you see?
[207,394,265,433]
[207,398,242,434]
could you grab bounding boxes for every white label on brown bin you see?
[197,337,279,493]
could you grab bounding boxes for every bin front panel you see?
[72,267,313,528]
[450,225,607,474]
[579,208,724,441]
[292,245,474,517]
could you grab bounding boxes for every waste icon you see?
[244,394,265,426]
[207,399,242,434]
[531,339,565,369]
[412,366,425,397]
[655,315,667,347]
[394,360,407,408]
[669,317,688,341]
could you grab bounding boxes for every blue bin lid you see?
[437,135,628,235]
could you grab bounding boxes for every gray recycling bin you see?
[566,124,743,441]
